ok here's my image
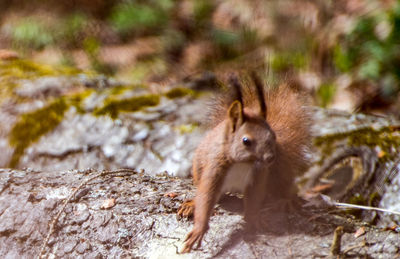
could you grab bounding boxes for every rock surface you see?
[0,168,399,259]
[0,72,205,177]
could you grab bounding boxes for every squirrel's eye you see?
[242,136,251,146]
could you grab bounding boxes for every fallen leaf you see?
[164,192,178,198]
[310,183,334,193]
[0,49,19,60]
[303,183,334,199]
[377,150,386,158]
[354,226,366,238]
[101,198,116,209]
[385,225,400,232]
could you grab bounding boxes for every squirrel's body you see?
[179,75,312,252]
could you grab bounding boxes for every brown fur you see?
[265,84,312,174]
[179,75,312,253]
[210,77,311,173]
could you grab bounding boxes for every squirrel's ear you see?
[228,100,243,132]
[250,71,267,119]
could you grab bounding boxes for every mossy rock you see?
[0,59,81,79]
[94,94,160,119]
[164,87,196,99]
[8,98,69,167]
[0,59,88,105]
[175,123,198,134]
[314,125,400,163]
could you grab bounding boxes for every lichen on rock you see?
[8,98,69,167]
[93,94,160,119]
[164,87,196,99]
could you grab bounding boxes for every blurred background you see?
[1,0,400,116]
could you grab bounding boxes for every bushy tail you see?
[266,84,312,175]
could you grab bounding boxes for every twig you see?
[330,226,344,256]
[37,168,137,259]
[343,240,367,255]
[334,202,400,216]
[319,194,400,216]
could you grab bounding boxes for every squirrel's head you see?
[226,100,276,164]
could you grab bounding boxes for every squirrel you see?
[178,73,312,253]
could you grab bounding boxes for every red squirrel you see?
[178,74,312,252]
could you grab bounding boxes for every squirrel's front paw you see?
[177,199,195,219]
[181,226,207,253]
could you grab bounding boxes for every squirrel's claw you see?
[181,228,205,253]
[177,199,195,219]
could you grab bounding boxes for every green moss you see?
[0,59,88,106]
[68,89,95,113]
[1,58,164,167]
[0,59,81,79]
[106,84,146,97]
[108,85,131,96]
[314,125,400,163]
[10,18,54,50]
[7,88,96,167]
[347,127,400,162]
[127,58,167,82]
[271,51,308,72]
[348,194,366,205]
[368,192,381,206]
[94,94,160,119]
[175,123,198,134]
[317,83,336,108]
[58,12,89,48]
[333,45,353,72]
[164,87,196,99]
[0,79,18,104]
[346,194,366,217]
[109,2,168,37]
[8,98,69,167]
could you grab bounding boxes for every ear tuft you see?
[228,100,243,132]
[251,71,267,119]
